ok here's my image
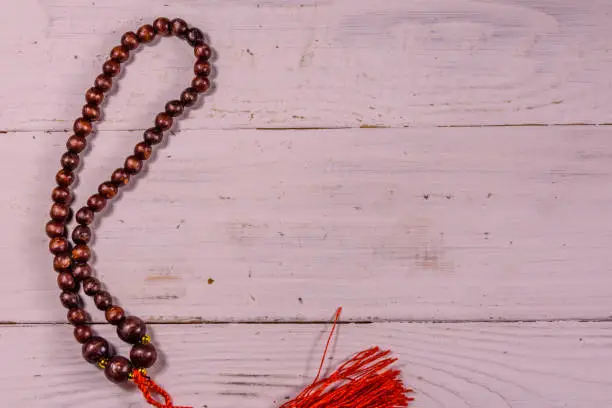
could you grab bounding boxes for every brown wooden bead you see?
[50,202,70,221]
[82,336,110,363]
[73,263,93,281]
[101,62,120,80]
[155,112,173,131]
[134,142,152,160]
[74,325,94,344]
[192,75,210,93]
[56,169,75,187]
[60,152,80,170]
[87,194,107,212]
[130,343,157,368]
[57,272,77,291]
[137,24,156,43]
[68,308,88,325]
[186,27,204,46]
[60,152,80,171]
[105,356,133,383]
[194,59,211,76]
[110,45,129,63]
[143,127,163,145]
[117,316,147,344]
[98,181,118,199]
[111,168,130,186]
[51,192,71,207]
[60,291,80,309]
[46,220,65,238]
[121,31,140,50]
[124,155,143,175]
[106,306,125,325]
[72,225,91,244]
[94,291,113,310]
[73,118,93,136]
[165,100,184,117]
[82,277,98,292]
[170,18,188,38]
[194,43,211,60]
[180,87,198,107]
[102,59,121,77]
[83,277,101,296]
[85,87,104,105]
[76,206,94,225]
[153,17,171,36]
[49,237,70,254]
[53,254,72,271]
[52,186,72,203]
[72,244,91,262]
[82,104,101,121]
[66,135,87,153]
[94,74,113,92]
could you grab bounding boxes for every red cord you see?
[313,307,343,383]
[132,370,191,408]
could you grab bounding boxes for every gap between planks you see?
[4,122,612,134]
[3,316,612,326]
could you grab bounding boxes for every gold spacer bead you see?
[97,358,108,369]
[129,367,147,381]
[128,368,147,381]
[140,334,151,344]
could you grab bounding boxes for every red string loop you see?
[132,370,192,408]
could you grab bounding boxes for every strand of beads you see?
[46,17,211,385]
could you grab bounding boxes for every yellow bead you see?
[97,358,108,369]
[129,368,147,381]
[140,334,151,344]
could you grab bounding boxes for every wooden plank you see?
[5,126,612,322]
[2,0,612,130]
[2,322,611,407]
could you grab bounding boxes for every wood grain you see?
[4,126,612,322]
[3,1,611,406]
[2,0,612,130]
[2,322,610,407]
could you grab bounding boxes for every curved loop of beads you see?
[45,16,212,397]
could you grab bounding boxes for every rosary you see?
[46,17,413,408]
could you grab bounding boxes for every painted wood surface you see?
[2,1,612,407]
[4,126,612,323]
[3,322,611,407]
[2,0,612,131]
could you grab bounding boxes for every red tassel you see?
[281,308,413,408]
[132,308,412,408]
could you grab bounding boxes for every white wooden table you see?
[2,1,611,407]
